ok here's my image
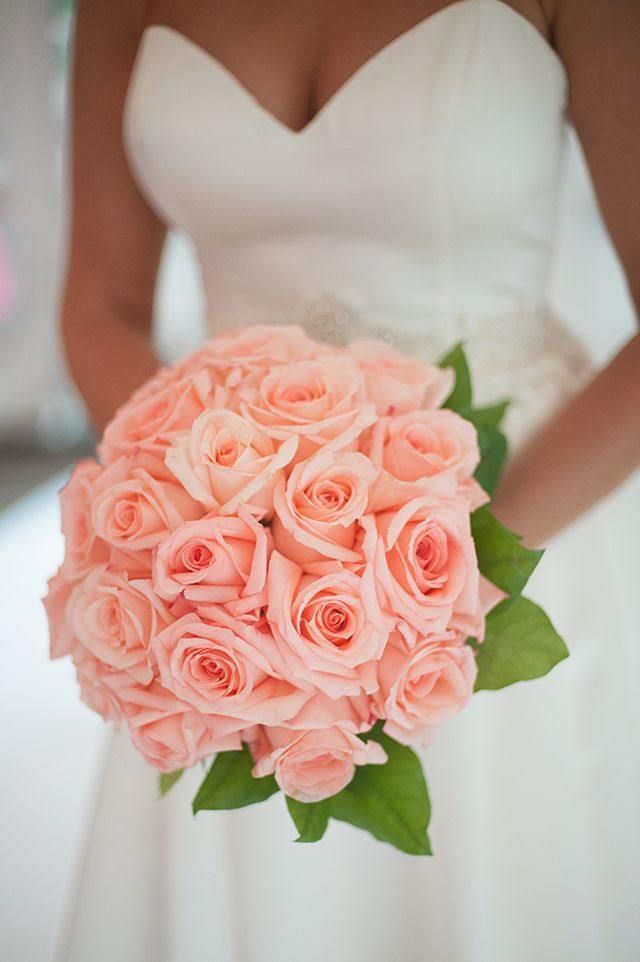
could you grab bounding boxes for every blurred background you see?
[0,3,637,962]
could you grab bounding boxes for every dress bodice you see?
[123,0,592,444]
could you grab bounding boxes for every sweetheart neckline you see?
[138,0,566,140]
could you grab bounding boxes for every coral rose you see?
[267,551,393,697]
[377,631,477,746]
[449,575,508,643]
[71,645,131,722]
[365,495,480,635]
[283,690,376,731]
[347,339,454,415]
[153,507,271,610]
[122,681,246,772]
[365,409,482,510]
[150,611,309,724]
[192,323,317,377]
[91,457,201,552]
[59,459,109,580]
[44,567,75,659]
[251,724,387,802]
[271,450,378,567]
[237,355,376,461]
[68,567,172,684]
[99,370,219,464]
[165,409,298,517]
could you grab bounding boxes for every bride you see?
[57,1,639,960]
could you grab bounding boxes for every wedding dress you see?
[58,3,640,960]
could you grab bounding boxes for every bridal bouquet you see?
[45,324,567,854]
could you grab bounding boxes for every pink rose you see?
[123,355,220,406]
[457,477,491,512]
[71,645,130,721]
[107,545,154,579]
[271,450,377,567]
[347,340,454,416]
[150,611,309,725]
[59,460,109,580]
[284,690,376,731]
[377,631,477,746]
[165,409,298,517]
[365,409,482,511]
[92,457,201,552]
[68,567,172,684]
[122,681,245,772]
[365,495,480,635]
[99,370,220,464]
[43,567,75,659]
[237,356,376,461]
[153,508,271,609]
[195,324,318,377]
[449,575,507,643]
[267,551,393,697]
[251,724,387,802]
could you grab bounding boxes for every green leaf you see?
[192,745,279,813]
[471,506,543,596]
[286,797,330,843]
[438,343,472,413]
[437,348,509,493]
[468,400,510,431]
[466,400,510,495]
[473,425,508,495]
[158,768,184,797]
[474,596,569,691]
[330,726,432,856]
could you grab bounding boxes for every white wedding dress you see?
[58,3,640,960]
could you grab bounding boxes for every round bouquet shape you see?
[46,326,567,854]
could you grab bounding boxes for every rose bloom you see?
[150,610,309,725]
[59,459,109,580]
[267,551,393,697]
[377,630,477,746]
[153,507,271,610]
[108,544,154,579]
[123,349,223,405]
[271,450,378,567]
[449,574,507,643]
[122,681,246,772]
[365,495,480,635]
[456,476,491,512]
[68,567,173,684]
[369,409,480,483]
[283,689,376,732]
[71,644,131,722]
[347,339,454,416]
[237,355,377,461]
[251,724,387,803]
[44,567,76,659]
[99,369,219,464]
[365,409,484,511]
[91,457,202,552]
[166,408,298,517]
[190,323,318,378]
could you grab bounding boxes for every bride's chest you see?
[142,1,548,137]
[124,3,567,248]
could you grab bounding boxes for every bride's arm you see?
[61,0,166,433]
[491,0,640,546]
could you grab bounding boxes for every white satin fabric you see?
[60,3,639,960]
